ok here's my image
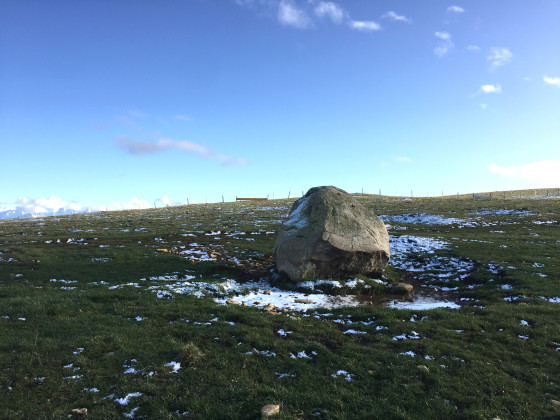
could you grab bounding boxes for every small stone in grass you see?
[392,282,413,294]
[263,304,275,312]
[252,348,261,356]
[71,408,88,415]
[417,365,430,373]
[294,298,313,304]
[552,399,560,406]
[263,290,272,295]
[261,404,280,418]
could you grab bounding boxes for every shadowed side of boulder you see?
[273,186,390,282]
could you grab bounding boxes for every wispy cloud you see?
[128,109,149,119]
[467,45,480,52]
[487,47,513,70]
[236,0,383,33]
[313,1,345,24]
[278,0,311,29]
[447,5,465,14]
[116,137,249,166]
[381,11,411,23]
[174,115,193,122]
[114,115,143,130]
[396,156,411,163]
[480,84,502,94]
[543,76,560,87]
[349,20,381,32]
[434,31,453,57]
[488,160,560,184]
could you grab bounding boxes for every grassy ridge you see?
[1,194,559,419]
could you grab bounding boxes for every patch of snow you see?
[399,351,416,357]
[387,298,460,310]
[123,407,140,419]
[275,372,296,379]
[165,361,181,373]
[473,209,533,216]
[380,213,464,225]
[282,196,311,234]
[540,296,560,303]
[290,351,315,359]
[115,392,143,406]
[331,370,354,382]
[343,329,366,335]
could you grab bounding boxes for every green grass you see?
[1,193,559,419]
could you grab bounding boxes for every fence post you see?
[222,195,224,203]
[288,191,290,199]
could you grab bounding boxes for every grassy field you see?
[1,191,559,419]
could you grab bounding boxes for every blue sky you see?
[1,0,559,213]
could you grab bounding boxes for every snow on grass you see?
[392,331,420,341]
[343,329,367,335]
[399,351,417,357]
[540,296,560,303]
[275,372,297,379]
[164,361,181,373]
[115,392,143,406]
[380,213,464,225]
[331,370,354,382]
[123,407,140,419]
[277,329,293,337]
[387,297,460,310]
[473,209,533,216]
[214,278,362,311]
[290,350,316,359]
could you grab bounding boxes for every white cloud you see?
[467,45,480,52]
[314,1,345,24]
[488,160,560,184]
[381,11,411,23]
[480,84,502,94]
[349,20,381,32]
[396,156,411,163]
[0,196,85,216]
[480,103,488,110]
[544,76,560,87]
[110,198,152,211]
[447,5,465,13]
[278,0,311,29]
[487,47,513,70]
[116,137,249,166]
[434,31,453,57]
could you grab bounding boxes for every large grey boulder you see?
[273,186,390,282]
